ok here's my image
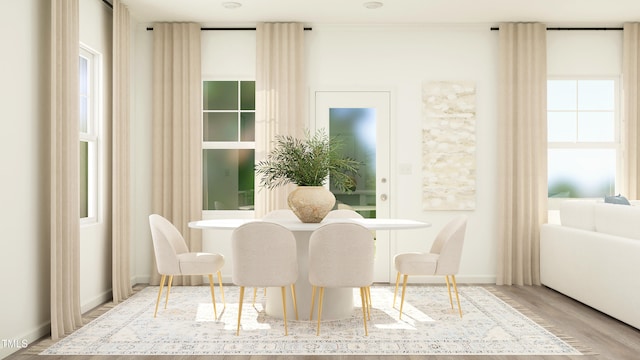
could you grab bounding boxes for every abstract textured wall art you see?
[422,81,476,210]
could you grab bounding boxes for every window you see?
[202,80,255,210]
[547,78,620,199]
[79,46,100,222]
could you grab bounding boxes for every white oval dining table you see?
[189,217,431,320]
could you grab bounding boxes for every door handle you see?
[380,194,388,201]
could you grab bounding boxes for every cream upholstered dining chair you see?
[308,222,375,336]
[250,209,298,303]
[324,209,364,219]
[148,214,226,319]
[231,221,299,336]
[393,215,468,319]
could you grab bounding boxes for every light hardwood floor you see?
[7,285,640,360]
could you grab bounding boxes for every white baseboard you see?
[81,289,113,314]
[133,275,150,285]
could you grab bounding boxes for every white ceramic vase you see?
[287,186,336,223]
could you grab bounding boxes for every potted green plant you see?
[256,129,359,222]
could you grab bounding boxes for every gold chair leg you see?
[236,286,245,335]
[217,271,226,307]
[208,274,218,320]
[281,286,288,336]
[399,274,408,319]
[367,286,372,320]
[309,286,317,321]
[290,284,299,321]
[252,287,258,305]
[445,275,454,309]
[363,286,371,320]
[154,274,166,318]
[393,272,401,308]
[164,275,174,309]
[251,287,267,305]
[452,275,463,318]
[316,287,324,336]
[360,287,369,336]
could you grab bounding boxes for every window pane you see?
[203,149,254,210]
[578,80,614,111]
[330,108,377,218]
[203,81,238,110]
[79,57,88,94]
[203,112,238,141]
[548,80,576,110]
[240,112,255,141]
[80,141,89,218]
[79,56,89,133]
[240,81,255,110]
[547,112,576,142]
[578,112,614,142]
[548,149,615,198]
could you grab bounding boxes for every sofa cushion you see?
[560,200,596,231]
[594,203,640,241]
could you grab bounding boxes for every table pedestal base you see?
[265,232,355,320]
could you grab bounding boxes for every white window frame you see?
[202,79,256,213]
[79,45,101,224]
[547,76,622,210]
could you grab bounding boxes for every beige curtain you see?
[50,0,82,340]
[112,0,132,303]
[496,23,548,286]
[254,23,306,217]
[150,23,202,286]
[623,23,640,200]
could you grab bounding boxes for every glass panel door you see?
[315,91,391,282]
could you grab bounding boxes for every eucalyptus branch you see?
[255,129,360,192]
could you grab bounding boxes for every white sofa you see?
[540,200,640,329]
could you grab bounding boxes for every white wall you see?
[131,24,153,283]
[0,1,50,358]
[548,30,622,75]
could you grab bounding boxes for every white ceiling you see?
[120,0,640,26]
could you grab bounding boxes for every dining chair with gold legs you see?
[308,222,374,336]
[248,209,299,305]
[149,214,226,319]
[393,215,467,319]
[231,221,299,336]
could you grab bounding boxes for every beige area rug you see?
[40,285,588,356]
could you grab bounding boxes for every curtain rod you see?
[490,27,622,31]
[102,0,113,10]
[146,27,313,31]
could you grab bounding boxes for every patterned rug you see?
[41,285,584,356]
